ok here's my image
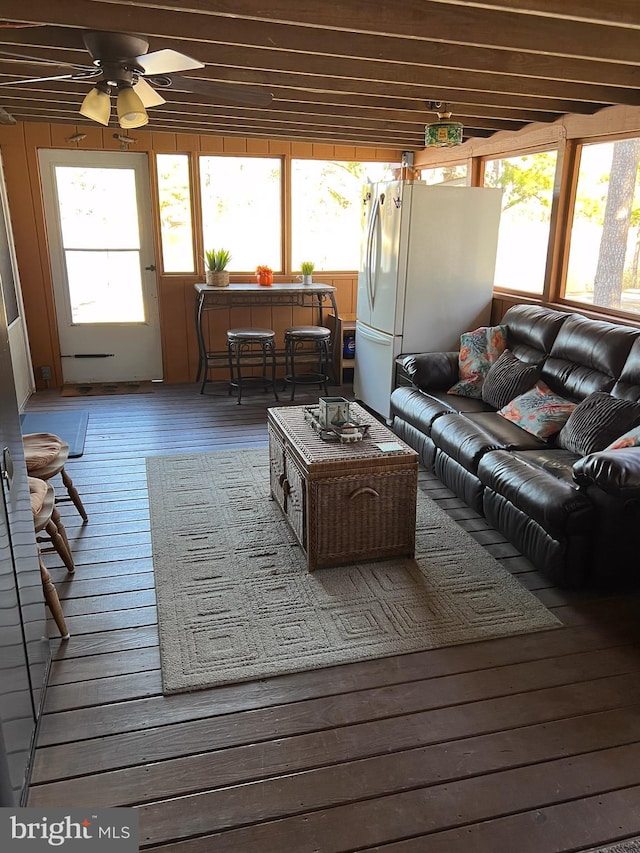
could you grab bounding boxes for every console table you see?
[194,282,339,386]
[268,403,418,571]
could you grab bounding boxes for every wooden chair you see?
[23,432,88,522]
[29,476,72,640]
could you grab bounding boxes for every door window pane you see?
[55,167,140,248]
[565,138,640,315]
[53,165,145,324]
[291,160,396,271]
[157,154,194,273]
[483,151,558,294]
[65,251,144,323]
[200,156,281,271]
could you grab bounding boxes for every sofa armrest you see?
[400,351,459,391]
[573,449,640,498]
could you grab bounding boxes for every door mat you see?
[20,410,89,457]
[147,449,561,695]
[61,381,155,397]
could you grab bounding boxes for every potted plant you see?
[204,248,232,287]
[256,264,274,286]
[300,261,315,285]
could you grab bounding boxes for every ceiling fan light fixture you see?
[425,102,463,148]
[117,85,148,129]
[79,85,111,126]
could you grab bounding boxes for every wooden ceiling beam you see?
[69,0,640,62]
[1,0,639,65]
[0,75,605,118]
[0,88,536,127]
[0,23,638,92]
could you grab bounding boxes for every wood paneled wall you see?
[0,121,397,388]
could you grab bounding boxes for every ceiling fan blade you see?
[134,77,165,107]
[0,70,100,87]
[137,49,204,76]
[0,48,94,73]
[165,76,273,107]
[0,106,16,125]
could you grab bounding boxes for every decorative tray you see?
[304,406,370,443]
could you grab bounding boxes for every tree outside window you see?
[565,138,640,315]
[157,154,194,273]
[200,156,281,272]
[483,151,558,294]
[291,160,394,271]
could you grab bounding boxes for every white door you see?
[39,150,162,383]
[358,182,405,335]
[353,321,400,421]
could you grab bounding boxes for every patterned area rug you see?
[147,449,561,694]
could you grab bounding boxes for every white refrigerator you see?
[354,180,503,420]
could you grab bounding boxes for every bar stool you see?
[284,326,332,401]
[226,328,280,405]
[29,477,72,639]
[23,433,88,522]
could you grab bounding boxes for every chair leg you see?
[51,505,75,573]
[38,548,70,640]
[61,467,88,522]
[45,517,75,573]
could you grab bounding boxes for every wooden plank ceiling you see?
[0,1,638,150]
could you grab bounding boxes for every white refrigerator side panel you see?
[402,186,503,353]
[353,321,401,420]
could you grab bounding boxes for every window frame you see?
[557,132,640,322]
[478,145,561,299]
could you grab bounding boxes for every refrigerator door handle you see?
[366,197,381,310]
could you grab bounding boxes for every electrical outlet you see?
[40,365,51,381]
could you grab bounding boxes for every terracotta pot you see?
[257,272,273,286]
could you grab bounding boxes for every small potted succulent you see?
[204,248,232,287]
[256,264,274,286]
[300,261,315,285]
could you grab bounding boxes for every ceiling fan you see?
[0,29,273,128]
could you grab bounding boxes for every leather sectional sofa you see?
[390,304,640,588]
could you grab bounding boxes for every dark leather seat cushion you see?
[477,450,595,537]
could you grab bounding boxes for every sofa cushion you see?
[481,349,542,410]
[542,314,640,400]
[464,412,548,451]
[606,424,640,450]
[497,380,576,440]
[501,303,570,364]
[447,324,506,399]
[477,449,595,538]
[556,391,640,456]
[612,335,640,401]
[430,413,503,472]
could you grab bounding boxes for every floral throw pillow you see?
[448,324,507,399]
[606,425,640,450]
[498,381,577,441]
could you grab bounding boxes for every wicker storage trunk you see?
[268,403,418,571]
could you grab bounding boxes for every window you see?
[157,154,194,273]
[291,160,395,271]
[564,138,640,316]
[483,150,558,294]
[200,156,281,271]
[421,164,468,186]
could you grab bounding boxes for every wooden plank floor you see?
[24,382,640,852]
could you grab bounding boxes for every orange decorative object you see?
[256,265,274,286]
